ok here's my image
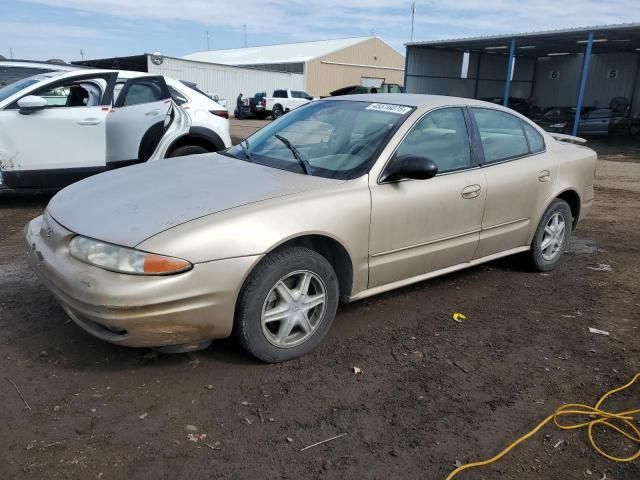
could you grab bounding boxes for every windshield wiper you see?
[239,139,254,163]
[274,134,313,175]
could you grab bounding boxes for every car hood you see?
[47,153,339,248]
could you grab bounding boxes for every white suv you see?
[0,69,231,190]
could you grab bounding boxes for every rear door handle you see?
[461,184,481,199]
[77,118,101,126]
[145,110,160,116]
[538,170,551,182]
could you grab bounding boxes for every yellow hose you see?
[446,373,640,480]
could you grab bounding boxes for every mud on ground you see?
[1,131,639,479]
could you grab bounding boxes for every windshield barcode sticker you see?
[366,103,412,115]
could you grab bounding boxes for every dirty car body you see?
[25,94,598,362]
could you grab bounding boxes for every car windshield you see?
[223,100,413,179]
[0,72,63,103]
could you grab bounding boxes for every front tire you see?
[236,246,339,363]
[529,199,573,271]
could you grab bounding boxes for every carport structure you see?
[405,23,640,135]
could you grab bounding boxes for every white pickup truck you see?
[260,89,315,119]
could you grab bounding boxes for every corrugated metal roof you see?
[183,37,374,65]
[406,22,640,47]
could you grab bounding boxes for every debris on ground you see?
[187,433,207,442]
[6,378,31,411]
[453,359,474,373]
[352,366,362,374]
[587,264,612,272]
[588,327,610,336]
[139,412,148,420]
[452,312,467,323]
[300,433,348,451]
[205,384,214,390]
[286,437,293,443]
[185,424,199,432]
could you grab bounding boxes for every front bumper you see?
[25,213,261,348]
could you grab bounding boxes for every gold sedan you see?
[25,94,597,362]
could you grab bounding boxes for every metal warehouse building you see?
[184,36,405,97]
[404,23,640,135]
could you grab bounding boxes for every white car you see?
[262,89,315,119]
[0,69,231,190]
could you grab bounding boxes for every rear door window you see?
[522,121,545,154]
[471,108,529,163]
[121,78,165,106]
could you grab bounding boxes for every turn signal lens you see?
[143,254,190,274]
[69,236,191,275]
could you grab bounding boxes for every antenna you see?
[80,49,84,60]
[243,24,247,48]
[206,30,210,50]
[411,2,416,42]
[9,47,13,59]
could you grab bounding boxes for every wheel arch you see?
[555,189,581,229]
[266,234,354,301]
[166,126,225,157]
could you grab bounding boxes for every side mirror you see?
[306,96,313,101]
[18,95,48,115]
[381,155,438,182]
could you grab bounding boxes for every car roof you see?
[323,93,512,110]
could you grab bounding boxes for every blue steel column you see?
[503,37,516,106]
[403,46,409,92]
[573,31,594,136]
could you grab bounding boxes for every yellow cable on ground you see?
[446,373,640,480]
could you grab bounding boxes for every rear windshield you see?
[223,100,414,180]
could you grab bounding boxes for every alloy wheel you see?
[260,270,327,348]
[541,212,566,261]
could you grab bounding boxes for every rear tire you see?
[271,105,284,120]
[168,145,209,158]
[235,246,339,363]
[529,199,573,271]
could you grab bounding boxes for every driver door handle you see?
[77,118,101,126]
[461,184,481,199]
[145,110,160,116]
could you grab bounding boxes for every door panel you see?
[107,76,172,165]
[0,73,117,177]
[369,170,486,287]
[470,108,558,258]
[368,107,486,288]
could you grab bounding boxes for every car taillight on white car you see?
[69,236,192,275]
[210,110,229,119]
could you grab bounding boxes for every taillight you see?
[210,110,229,119]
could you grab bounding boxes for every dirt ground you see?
[1,126,639,480]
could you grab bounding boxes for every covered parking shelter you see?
[404,23,640,135]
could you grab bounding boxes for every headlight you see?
[550,123,568,129]
[69,236,191,275]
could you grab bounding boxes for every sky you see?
[1,0,639,62]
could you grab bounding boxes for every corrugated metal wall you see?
[306,38,405,97]
[534,52,640,113]
[147,56,305,111]
[405,47,535,100]
[406,47,640,116]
